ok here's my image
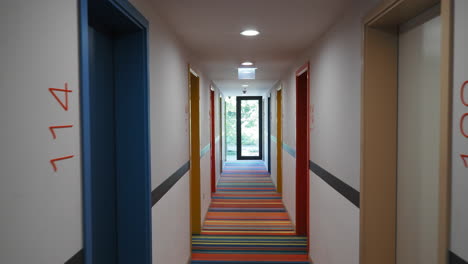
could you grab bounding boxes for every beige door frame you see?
[360,1,453,264]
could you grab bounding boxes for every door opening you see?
[268,96,272,172]
[236,96,263,160]
[210,89,216,194]
[219,96,223,172]
[295,63,310,238]
[189,69,201,234]
[79,0,152,263]
[397,7,441,264]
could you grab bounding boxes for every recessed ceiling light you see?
[241,30,259,36]
[242,84,249,87]
[242,61,253,66]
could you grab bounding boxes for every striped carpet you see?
[192,161,309,264]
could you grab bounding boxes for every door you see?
[397,6,441,264]
[295,63,310,237]
[189,70,201,234]
[268,96,272,172]
[80,1,152,263]
[236,96,263,160]
[210,90,216,193]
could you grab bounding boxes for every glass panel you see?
[225,97,237,160]
[241,100,260,157]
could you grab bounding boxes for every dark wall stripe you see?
[450,251,468,264]
[279,142,360,207]
[151,161,190,206]
[64,249,84,264]
[200,144,210,158]
[282,142,296,158]
[309,161,360,208]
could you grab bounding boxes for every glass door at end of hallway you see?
[236,96,263,160]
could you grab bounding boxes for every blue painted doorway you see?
[79,0,152,263]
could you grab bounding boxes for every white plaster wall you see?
[269,87,279,187]
[199,72,212,222]
[281,75,298,225]
[152,174,190,264]
[200,152,211,222]
[451,0,468,260]
[129,0,211,262]
[130,0,190,190]
[0,0,82,262]
[306,1,379,262]
[309,171,360,264]
[306,0,377,191]
[278,0,380,263]
[282,150,297,225]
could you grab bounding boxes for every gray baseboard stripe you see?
[282,142,296,158]
[200,143,210,158]
[280,141,359,208]
[64,249,84,264]
[151,161,190,206]
[151,143,210,207]
[309,161,360,208]
[450,251,468,264]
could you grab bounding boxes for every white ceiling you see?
[152,0,350,96]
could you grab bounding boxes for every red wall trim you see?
[295,62,310,245]
[210,90,216,194]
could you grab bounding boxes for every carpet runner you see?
[191,161,309,264]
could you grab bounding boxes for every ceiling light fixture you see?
[238,68,256,80]
[241,29,259,36]
[241,61,253,66]
[242,84,249,87]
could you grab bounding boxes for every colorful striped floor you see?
[192,161,309,264]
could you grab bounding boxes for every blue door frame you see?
[79,0,152,263]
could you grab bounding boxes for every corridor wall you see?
[269,88,279,188]
[130,0,213,262]
[0,0,214,262]
[0,1,83,263]
[451,0,468,262]
[277,0,380,263]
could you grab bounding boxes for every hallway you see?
[192,161,308,263]
[1,0,466,264]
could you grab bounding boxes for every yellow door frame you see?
[277,88,283,193]
[189,66,201,235]
[360,1,453,264]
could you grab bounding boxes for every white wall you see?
[199,71,212,222]
[0,0,82,263]
[451,0,468,261]
[281,73,297,225]
[152,174,190,264]
[269,87,279,187]
[129,0,212,262]
[278,0,380,263]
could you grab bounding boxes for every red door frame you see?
[295,62,310,239]
[210,89,216,194]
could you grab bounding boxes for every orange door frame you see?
[295,62,310,238]
[210,90,216,194]
[189,68,201,235]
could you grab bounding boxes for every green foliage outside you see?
[225,97,259,156]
